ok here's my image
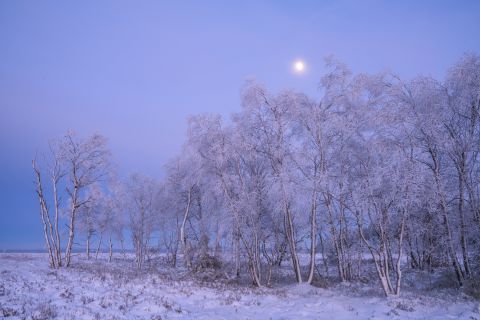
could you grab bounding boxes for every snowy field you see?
[0,253,478,320]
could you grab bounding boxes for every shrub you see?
[430,270,458,289]
[463,277,480,300]
[193,254,222,272]
[31,303,57,320]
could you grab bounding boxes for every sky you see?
[1,0,479,249]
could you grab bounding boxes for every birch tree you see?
[124,174,159,269]
[33,132,110,268]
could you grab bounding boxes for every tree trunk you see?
[52,172,62,267]
[284,204,302,283]
[120,238,127,259]
[429,149,464,286]
[33,160,58,268]
[325,192,345,281]
[213,218,222,258]
[457,159,471,276]
[109,235,113,262]
[307,188,317,284]
[180,187,193,269]
[65,184,79,267]
[395,213,406,296]
[318,223,329,276]
[86,234,91,259]
[95,233,103,260]
[234,226,241,277]
[434,170,464,285]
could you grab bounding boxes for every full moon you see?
[293,60,305,73]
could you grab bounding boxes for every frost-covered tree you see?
[33,53,480,296]
[33,132,110,268]
[123,174,159,269]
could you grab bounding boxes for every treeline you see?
[33,54,480,297]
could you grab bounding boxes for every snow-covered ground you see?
[0,253,478,319]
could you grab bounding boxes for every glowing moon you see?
[293,60,305,73]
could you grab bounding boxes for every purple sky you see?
[1,0,479,249]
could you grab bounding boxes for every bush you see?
[311,275,329,289]
[463,277,480,300]
[1,306,19,317]
[31,303,57,320]
[430,270,459,289]
[191,254,228,282]
[193,254,222,272]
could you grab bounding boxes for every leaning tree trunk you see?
[33,160,58,268]
[243,232,262,287]
[284,205,302,283]
[65,184,79,267]
[95,233,103,260]
[280,179,302,284]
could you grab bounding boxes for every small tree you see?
[33,131,110,268]
[124,174,158,269]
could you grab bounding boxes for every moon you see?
[293,60,305,73]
